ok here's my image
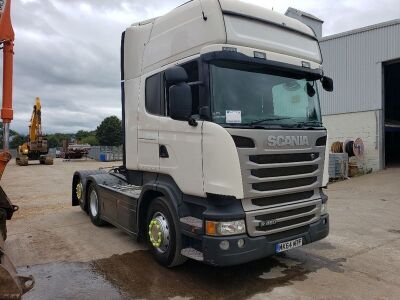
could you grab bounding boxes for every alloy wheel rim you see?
[89,189,98,217]
[148,212,170,254]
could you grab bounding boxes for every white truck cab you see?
[72,0,333,267]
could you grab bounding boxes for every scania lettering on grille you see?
[266,136,309,148]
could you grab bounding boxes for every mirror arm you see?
[188,81,204,87]
[188,114,199,127]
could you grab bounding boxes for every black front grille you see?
[255,205,316,221]
[250,153,319,164]
[251,165,318,178]
[232,136,255,148]
[256,215,314,231]
[252,177,318,191]
[252,191,315,207]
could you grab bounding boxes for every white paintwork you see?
[202,122,244,199]
[224,15,321,63]
[124,23,153,80]
[218,0,315,38]
[123,0,321,78]
[159,119,205,197]
[137,73,160,172]
[124,78,140,170]
[122,0,326,199]
[322,133,329,187]
[142,0,226,74]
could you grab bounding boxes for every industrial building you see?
[286,8,400,171]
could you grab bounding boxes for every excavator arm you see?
[29,97,42,142]
[0,1,34,298]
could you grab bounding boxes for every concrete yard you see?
[3,159,400,299]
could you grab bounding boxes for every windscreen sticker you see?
[226,110,242,124]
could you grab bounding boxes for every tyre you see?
[88,184,105,226]
[146,197,187,267]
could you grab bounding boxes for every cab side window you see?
[145,73,165,116]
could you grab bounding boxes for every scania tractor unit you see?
[72,0,334,267]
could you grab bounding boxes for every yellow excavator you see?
[16,97,53,166]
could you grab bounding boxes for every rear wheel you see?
[146,197,187,267]
[74,177,86,212]
[88,184,105,226]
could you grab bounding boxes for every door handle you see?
[159,145,169,158]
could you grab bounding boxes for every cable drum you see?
[343,139,365,158]
[343,140,355,157]
[330,141,343,153]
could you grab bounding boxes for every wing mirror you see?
[165,66,188,84]
[169,83,193,122]
[165,66,193,123]
[321,76,334,92]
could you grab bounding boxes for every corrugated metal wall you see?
[319,21,400,115]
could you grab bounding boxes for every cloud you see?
[2,0,399,133]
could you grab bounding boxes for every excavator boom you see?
[0,1,34,298]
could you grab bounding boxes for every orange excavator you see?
[0,0,34,298]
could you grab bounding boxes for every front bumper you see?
[201,215,329,266]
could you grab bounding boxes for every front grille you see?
[256,215,315,231]
[246,200,321,237]
[251,165,318,178]
[225,128,326,237]
[252,177,318,191]
[250,153,319,164]
[255,205,316,220]
[252,191,315,207]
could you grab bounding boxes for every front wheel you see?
[88,184,105,226]
[146,197,187,267]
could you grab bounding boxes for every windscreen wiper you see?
[247,117,293,126]
[295,121,323,128]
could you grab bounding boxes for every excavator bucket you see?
[0,186,34,299]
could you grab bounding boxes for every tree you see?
[96,116,122,146]
[0,123,21,149]
[10,134,26,149]
[75,130,91,141]
[81,135,99,146]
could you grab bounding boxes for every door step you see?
[181,248,204,261]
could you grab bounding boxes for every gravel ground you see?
[3,159,400,299]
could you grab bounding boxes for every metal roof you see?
[319,19,400,115]
[321,19,400,42]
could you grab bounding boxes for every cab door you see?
[159,60,205,197]
[137,73,162,172]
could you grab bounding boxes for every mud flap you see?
[0,186,35,299]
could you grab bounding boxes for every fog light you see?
[321,202,328,215]
[238,239,245,248]
[220,240,230,251]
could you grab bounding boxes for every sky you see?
[4,0,400,134]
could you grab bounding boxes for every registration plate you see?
[275,238,303,253]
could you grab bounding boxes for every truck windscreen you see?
[210,62,322,128]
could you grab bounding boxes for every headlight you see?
[321,202,328,215]
[205,220,246,236]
